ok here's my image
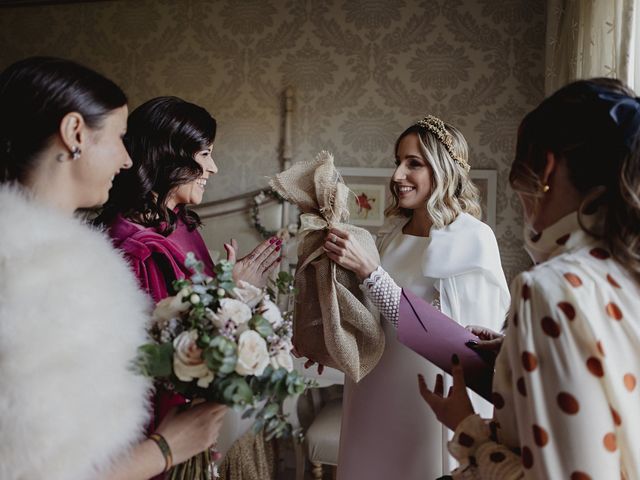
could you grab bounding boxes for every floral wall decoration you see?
[0,0,545,281]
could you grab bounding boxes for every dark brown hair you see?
[510,78,640,280]
[97,96,216,234]
[0,57,127,183]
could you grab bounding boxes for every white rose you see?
[270,349,294,372]
[173,330,214,388]
[209,298,252,329]
[235,330,270,376]
[260,300,283,329]
[152,288,191,325]
[232,280,265,308]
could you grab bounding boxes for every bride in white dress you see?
[323,116,510,479]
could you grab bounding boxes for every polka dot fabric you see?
[448,214,640,480]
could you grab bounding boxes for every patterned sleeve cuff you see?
[450,415,524,480]
[449,414,491,467]
[359,266,401,327]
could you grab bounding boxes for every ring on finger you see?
[331,234,338,244]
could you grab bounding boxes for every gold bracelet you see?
[149,433,173,472]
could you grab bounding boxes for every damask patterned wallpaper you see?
[0,0,545,281]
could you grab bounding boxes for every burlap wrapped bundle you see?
[269,151,384,382]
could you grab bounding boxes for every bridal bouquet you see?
[137,253,311,478]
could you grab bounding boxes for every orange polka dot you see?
[522,351,538,372]
[624,373,637,391]
[557,301,576,320]
[532,424,549,447]
[597,341,605,357]
[606,302,623,320]
[571,472,592,480]
[522,284,531,300]
[590,247,611,259]
[517,377,527,396]
[607,274,621,288]
[458,432,474,447]
[521,446,533,469]
[610,406,622,426]
[490,451,506,463]
[564,272,583,287]
[557,392,580,414]
[586,357,604,377]
[603,432,617,452]
[492,392,505,409]
[556,233,570,245]
[541,316,561,337]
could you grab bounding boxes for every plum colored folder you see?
[397,289,494,402]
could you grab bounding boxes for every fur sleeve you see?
[0,190,152,480]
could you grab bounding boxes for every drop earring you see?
[71,146,81,160]
[541,184,550,193]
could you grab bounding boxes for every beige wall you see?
[0,0,545,281]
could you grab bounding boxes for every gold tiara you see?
[415,115,470,171]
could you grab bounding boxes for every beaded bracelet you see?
[149,433,173,472]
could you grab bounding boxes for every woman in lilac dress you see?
[96,97,281,461]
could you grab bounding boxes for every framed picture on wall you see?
[338,167,393,235]
[338,167,497,233]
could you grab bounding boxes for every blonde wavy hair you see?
[385,122,482,229]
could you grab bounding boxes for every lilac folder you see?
[397,289,494,402]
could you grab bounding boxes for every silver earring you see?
[71,146,81,160]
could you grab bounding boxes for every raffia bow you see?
[298,213,330,236]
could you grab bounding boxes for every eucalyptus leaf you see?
[252,417,265,434]
[137,343,173,377]
[219,377,254,405]
[250,315,274,338]
[261,402,279,419]
[241,407,256,419]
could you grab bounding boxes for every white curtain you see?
[545,0,640,94]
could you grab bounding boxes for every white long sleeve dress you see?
[337,213,510,480]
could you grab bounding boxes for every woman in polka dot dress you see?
[419,78,640,479]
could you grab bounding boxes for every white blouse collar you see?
[524,208,603,264]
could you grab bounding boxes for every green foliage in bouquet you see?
[137,252,313,444]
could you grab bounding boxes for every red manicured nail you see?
[275,246,281,251]
[277,257,282,262]
[269,237,276,244]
